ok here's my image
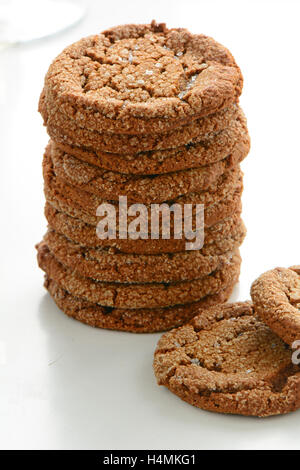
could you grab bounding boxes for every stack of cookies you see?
[36,22,250,332]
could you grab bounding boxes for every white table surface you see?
[0,0,299,450]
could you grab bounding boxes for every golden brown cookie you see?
[49,138,246,204]
[40,22,243,134]
[53,111,249,175]
[43,105,248,155]
[44,202,244,255]
[43,147,243,232]
[37,242,241,309]
[44,144,243,219]
[251,266,300,347]
[45,180,243,234]
[44,227,245,283]
[45,186,243,241]
[40,91,241,146]
[154,302,300,417]
[44,276,236,333]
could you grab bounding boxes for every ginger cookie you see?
[43,146,244,232]
[44,276,236,333]
[251,267,300,347]
[45,178,243,237]
[44,105,248,155]
[49,140,246,204]
[39,91,241,147]
[40,86,242,136]
[52,112,249,175]
[44,227,245,283]
[44,145,243,216]
[153,302,300,417]
[40,22,243,134]
[44,202,244,255]
[37,242,241,309]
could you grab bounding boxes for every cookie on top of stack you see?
[36,21,250,332]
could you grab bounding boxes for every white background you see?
[0,0,299,450]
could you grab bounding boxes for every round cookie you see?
[44,276,237,333]
[44,202,244,255]
[153,302,300,417]
[37,242,241,309]
[44,105,247,155]
[40,91,240,145]
[44,146,243,220]
[43,147,244,232]
[251,266,300,346]
[40,91,241,137]
[49,140,246,204]
[40,22,243,134]
[53,111,249,175]
[44,227,245,283]
[45,179,243,237]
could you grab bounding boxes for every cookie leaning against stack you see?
[37,21,250,332]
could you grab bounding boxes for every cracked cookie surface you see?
[40,22,243,133]
[154,302,300,417]
[44,202,244,255]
